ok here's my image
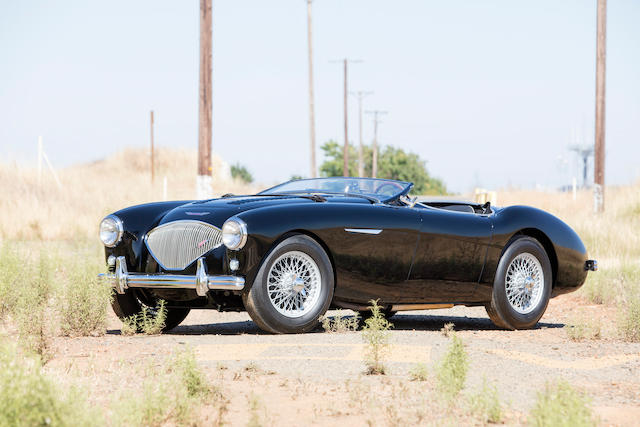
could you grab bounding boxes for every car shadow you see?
[107,313,563,336]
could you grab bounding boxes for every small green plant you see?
[468,379,503,423]
[247,393,262,427]
[322,311,360,333]
[441,322,455,337]
[121,315,138,336]
[0,339,100,426]
[59,262,112,337]
[529,380,595,427]
[0,243,22,319]
[565,313,602,341]
[172,347,212,399]
[409,363,429,382]
[436,333,469,400]
[362,299,393,375]
[119,301,167,335]
[140,300,167,335]
[618,296,640,342]
[15,252,56,362]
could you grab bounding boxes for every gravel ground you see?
[46,294,640,426]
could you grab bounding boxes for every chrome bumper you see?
[99,256,245,297]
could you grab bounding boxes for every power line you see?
[330,58,362,176]
[365,110,387,178]
[350,90,373,177]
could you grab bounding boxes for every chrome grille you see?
[145,220,223,270]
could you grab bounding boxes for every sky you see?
[1,0,639,193]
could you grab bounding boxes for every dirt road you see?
[47,295,640,426]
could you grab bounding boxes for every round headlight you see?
[99,215,124,247]
[222,218,247,250]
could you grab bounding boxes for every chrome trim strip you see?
[99,256,245,297]
[344,228,383,235]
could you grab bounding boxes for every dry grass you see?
[0,147,259,241]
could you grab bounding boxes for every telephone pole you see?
[594,0,607,213]
[366,110,387,178]
[306,0,317,178]
[350,90,373,177]
[150,110,155,184]
[197,0,213,199]
[330,58,362,176]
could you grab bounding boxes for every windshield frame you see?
[258,177,414,203]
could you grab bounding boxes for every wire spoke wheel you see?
[504,252,544,314]
[267,251,322,318]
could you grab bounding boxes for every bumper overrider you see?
[99,256,245,297]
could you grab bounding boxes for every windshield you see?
[259,177,412,202]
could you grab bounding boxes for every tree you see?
[231,163,253,183]
[319,140,446,195]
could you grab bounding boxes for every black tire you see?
[485,236,552,330]
[111,290,190,332]
[243,234,334,334]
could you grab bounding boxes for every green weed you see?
[362,299,393,375]
[436,333,469,400]
[59,261,112,337]
[322,311,360,333]
[565,313,602,341]
[0,339,101,426]
[529,380,595,427]
[618,296,640,342]
[408,363,429,382]
[468,379,503,423]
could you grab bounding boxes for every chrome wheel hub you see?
[505,252,544,315]
[267,251,322,318]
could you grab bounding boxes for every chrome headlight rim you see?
[100,215,124,248]
[221,217,248,250]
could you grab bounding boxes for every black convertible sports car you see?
[98,177,597,334]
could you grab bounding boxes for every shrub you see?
[231,163,254,184]
[0,339,100,426]
[140,301,167,335]
[618,296,640,342]
[171,347,213,399]
[115,348,215,427]
[0,243,22,319]
[59,262,112,337]
[322,311,360,333]
[468,379,503,423]
[436,333,469,400]
[15,252,56,362]
[529,381,595,427]
[121,315,137,336]
[362,299,393,375]
[119,300,167,336]
[409,363,429,382]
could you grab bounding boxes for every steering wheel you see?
[375,181,404,196]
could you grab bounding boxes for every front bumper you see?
[99,256,245,297]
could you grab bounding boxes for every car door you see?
[328,203,422,305]
[404,206,493,303]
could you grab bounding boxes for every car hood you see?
[158,195,370,227]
